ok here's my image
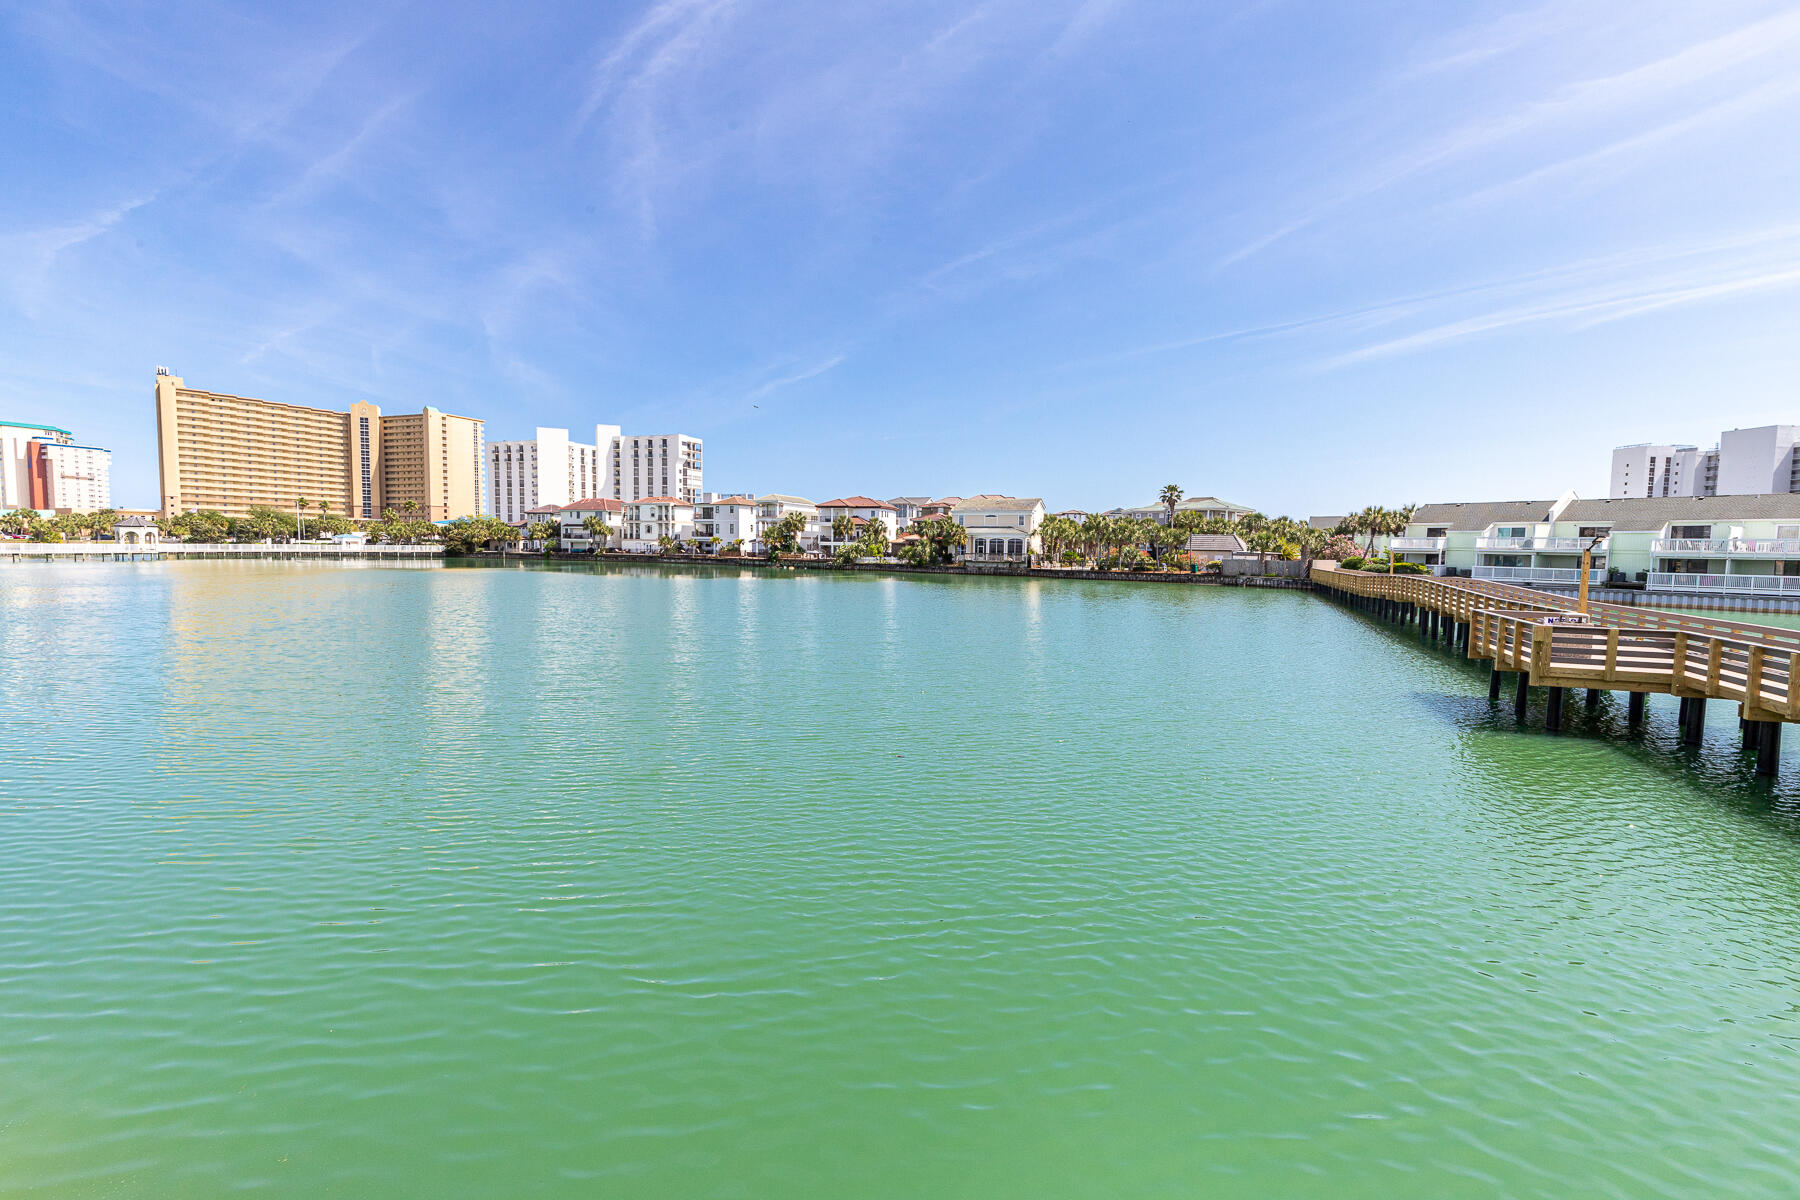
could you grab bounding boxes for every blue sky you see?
[6,0,1800,514]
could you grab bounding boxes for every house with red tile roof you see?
[559,497,625,551]
[817,497,900,554]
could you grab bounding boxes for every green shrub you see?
[1340,556,1366,570]
[1392,561,1427,575]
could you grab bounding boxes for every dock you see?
[1311,563,1800,775]
[2,543,443,562]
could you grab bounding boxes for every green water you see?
[1653,605,1800,631]
[7,561,1800,1198]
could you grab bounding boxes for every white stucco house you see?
[560,497,624,551]
[623,497,696,552]
[753,494,822,555]
[697,495,758,552]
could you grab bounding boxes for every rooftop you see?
[756,493,815,506]
[818,496,898,510]
[951,496,1043,514]
[1563,494,1800,526]
[561,498,623,512]
[1185,533,1245,553]
[0,419,74,436]
[1411,500,1558,529]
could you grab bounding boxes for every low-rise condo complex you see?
[1392,493,1800,600]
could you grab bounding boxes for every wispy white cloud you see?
[745,354,846,402]
[1325,223,1800,365]
[1220,6,1800,266]
[0,194,157,317]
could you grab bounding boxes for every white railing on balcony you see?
[1472,566,1605,584]
[1647,572,1800,596]
[1473,536,1604,551]
[1651,538,1800,557]
[1389,536,1446,551]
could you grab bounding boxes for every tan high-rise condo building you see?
[155,370,485,520]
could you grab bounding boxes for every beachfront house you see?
[952,496,1046,560]
[818,497,901,555]
[623,497,696,553]
[522,504,563,550]
[696,495,758,553]
[889,497,930,525]
[1114,495,1255,524]
[753,494,821,555]
[559,498,623,551]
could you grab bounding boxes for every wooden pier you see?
[1311,563,1800,775]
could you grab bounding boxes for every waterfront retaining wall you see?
[495,551,1314,589]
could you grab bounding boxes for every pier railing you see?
[1310,562,1800,729]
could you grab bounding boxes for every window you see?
[1670,525,1711,540]
[1495,526,1526,538]
[1577,526,1609,538]
[1425,527,1447,538]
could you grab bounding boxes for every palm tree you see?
[1292,523,1327,569]
[295,496,309,541]
[1159,484,1183,525]
[582,515,611,553]
[1245,527,1283,571]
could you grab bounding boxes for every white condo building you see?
[1,419,113,512]
[609,429,702,504]
[490,424,703,521]
[1610,444,1709,498]
[1608,425,1800,499]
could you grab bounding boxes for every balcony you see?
[1472,566,1605,585]
[1648,572,1800,596]
[1650,538,1800,557]
[1473,536,1603,551]
[1390,536,1446,551]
